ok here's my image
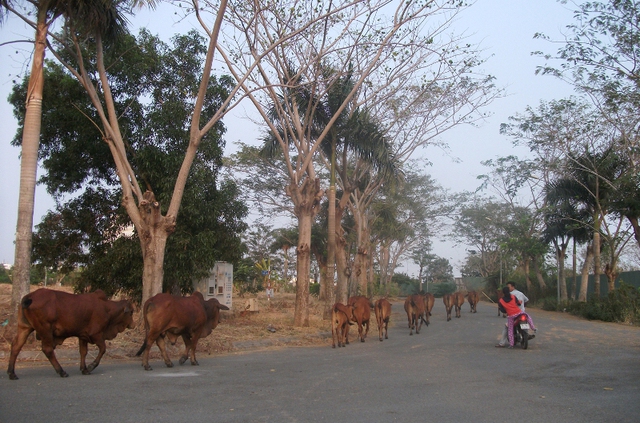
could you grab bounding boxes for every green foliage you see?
[0,267,11,284]
[565,283,640,324]
[430,282,456,297]
[370,282,400,298]
[393,272,420,296]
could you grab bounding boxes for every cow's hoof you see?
[8,373,18,380]
[379,338,383,342]
[179,356,187,365]
[87,363,98,372]
[82,369,91,375]
[59,371,69,378]
[191,360,199,366]
[385,335,388,339]
[143,365,153,371]
[165,362,173,368]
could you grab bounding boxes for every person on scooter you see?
[496,286,536,348]
[496,282,532,347]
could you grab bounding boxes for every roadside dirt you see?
[0,284,333,366]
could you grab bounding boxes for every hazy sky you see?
[0,1,578,274]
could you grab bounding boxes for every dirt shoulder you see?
[0,285,332,366]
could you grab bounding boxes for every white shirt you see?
[510,289,528,312]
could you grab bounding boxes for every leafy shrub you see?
[565,283,640,324]
[430,282,456,297]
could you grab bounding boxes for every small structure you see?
[193,262,233,308]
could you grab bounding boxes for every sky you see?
[0,1,579,275]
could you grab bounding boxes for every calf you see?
[7,289,134,380]
[408,294,427,335]
[136,292,229,371]
[452,291,465,318]
[443,293,454,322]
[331,303,353,348]
[374,298,392,341]
[467,291,479,313]
[423,293,435,326]
[347,296,372,342]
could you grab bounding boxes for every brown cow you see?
[467,291,479,313]
[374,298,392,341]
[423,293,435,326]
[496,289,506,317]
[331,303,353,348]
[408,294,427,335]
[7,289,134,380]
[347,296,372,342]
[442,293,454,321]
[452,291,465,318]
[136,292,229,371]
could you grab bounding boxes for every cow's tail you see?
[135,300,152,357]
[21,297,33,309]
[135,340,147,357]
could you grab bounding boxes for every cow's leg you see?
[384,318,389,339]
[86,338,107,373]
[7,326,34,380]
[155,335,173,368]
[358,321,365,342]
[364,320,369,339]
[40,338,68,378]
[179,334,192,365]
[345,323,350,345]
[332,319,337,348]
[79,339,89,374]
[186,336,200,366]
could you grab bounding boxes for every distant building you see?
[1,263,11,270]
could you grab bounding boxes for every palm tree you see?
[1,0,145,331]
[545,147,622,297]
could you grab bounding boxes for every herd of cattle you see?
[6,288,481,380]
[6,289,228,380]
[331,290,480,348]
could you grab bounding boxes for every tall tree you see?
[11,30,248,300]
[214,0,495,326]
[1,0,151,330]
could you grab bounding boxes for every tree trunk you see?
[333,194,350,304]
[558,245,567,301]
[604,261,618,293]
[288,178,323,327]
[531,255,547,290]
[322,186,336,306]
[138,191,173,305]
[571,238,577,300]
[9,15,49,333]
[294,213,312,327]
[627,215,640,249]
[522,257,532,291]
[335,231,349,304]
[593,230,601,298]
[579,243,594,302]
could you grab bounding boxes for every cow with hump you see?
[136,291,229,370]
[374,298,392,341]
[7,288,134,380]
[347,296,373,342]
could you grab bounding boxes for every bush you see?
[564,282,640,324]
[430,282,456,297]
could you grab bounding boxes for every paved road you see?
[1,301,639,423]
